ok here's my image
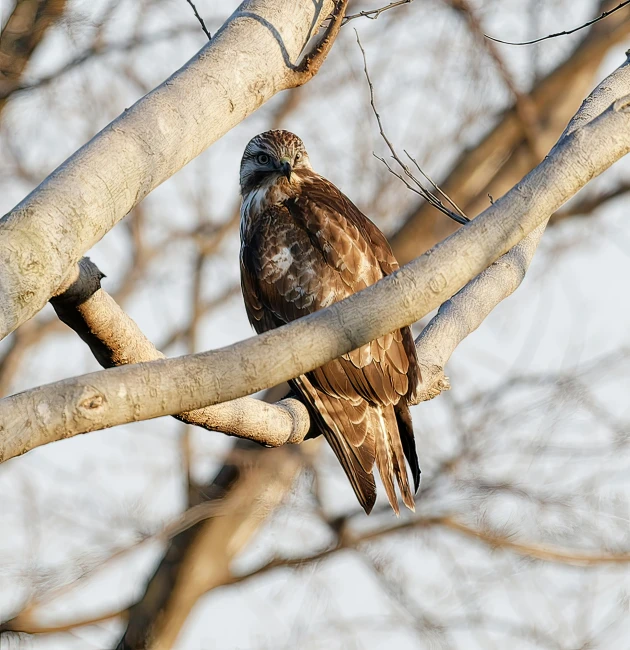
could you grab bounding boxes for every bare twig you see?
[343,0,413,23]
[485,0,630,46]
[404,151,468,222]
[184,0,211,40]
[355,30,470,225]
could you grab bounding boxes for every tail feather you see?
[395,402,421,492]
[374,407,400,515]
[292,377,377,514]
[324,420,377,514]
[375,406,415,515]
[291,376,418,515]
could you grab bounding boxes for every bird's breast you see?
[241,178,297,223]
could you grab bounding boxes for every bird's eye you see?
[295,152,302,162]
[256,153,270,165]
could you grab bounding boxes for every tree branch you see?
[284,0,348,86]
[117,443,306,650]
[9,504,630,636]
[50,258,310,447]
[550,181,630,223]
[412,52,630,396]
[223,514,630,590]
[0,0,67,115]
[0,0,340,340]
[412,224,546,400]
[0,441,309,646]
[343,0,413,24]
[184,0,212,40]
[485,0,630,46]
[2,55,630,462]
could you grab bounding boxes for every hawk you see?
[239,130,420,515]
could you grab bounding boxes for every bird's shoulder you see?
[290,171,400,277]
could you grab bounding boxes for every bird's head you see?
[239,130,312,195]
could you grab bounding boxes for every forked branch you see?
[285,0,348,86]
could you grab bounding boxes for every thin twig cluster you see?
[355,31,469,226]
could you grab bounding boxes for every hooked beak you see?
[279,158,292,182]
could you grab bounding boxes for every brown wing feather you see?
[395,400,421,491]
[240,176,420,513]
[286,175,421,404]
[290,172,401,276]
[292,375,377,513]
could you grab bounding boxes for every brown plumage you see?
[239,130,421,515]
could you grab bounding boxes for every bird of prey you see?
[239,129,420,515]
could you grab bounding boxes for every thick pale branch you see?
[0,0,338,340]
[2,77,630,462]
[413,54,630,398]
[563,50,630,138]
[52,258,440,445]
[50,258,310,447]
[414,224,545,400]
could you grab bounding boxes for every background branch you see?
[0,0,67,115]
